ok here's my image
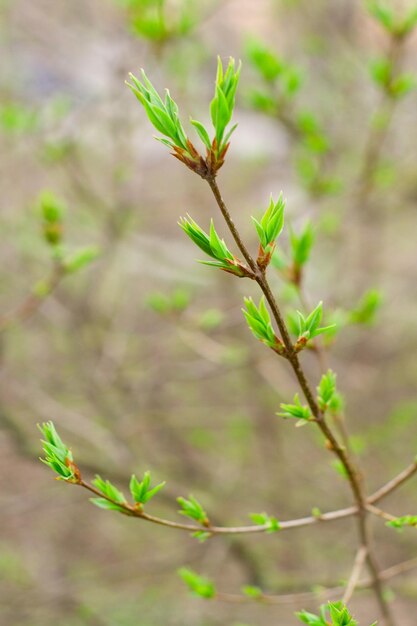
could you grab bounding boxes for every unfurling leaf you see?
[129,471,166,505]
[317,370,337,412]
[179,215,250,277]
[177,495,209,525]
[250,512,281,533]
[252,194,285,268]
[242,297,285,353]
[210,57,241,157]
[386,515,417,531]
[178,567,215,599]
[38,421,79,482]
[63,246,100,273]
[293,302,335,351]
[278,394,312,421]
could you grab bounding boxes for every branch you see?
[368,459,417,504]
[77,478,357,535]
[205,174,394,625]
[342,546,367,604]
[206,555,417,607]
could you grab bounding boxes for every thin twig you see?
[212,554,417,606]
[368,460,417,504]
[343,545,367,604]
[78,478,357,534]
[366,504,397,523]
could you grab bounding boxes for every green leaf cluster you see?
[278,394,312,421]
[128,58,241,172]
[127,70,191,155]
[349,289,382,326]
[178,567,215,599]
[38,191,65,224]
[317,370,337,412]
[246,37,303,97]
[290,221,315,269]
[386,515,417,531]
[129,471,165,505]
[389,73,417,98]
[179,216,246,276]
[177,495,208,525]
[39,421,77,482]
[252,194,285,253]
[37,191,65,246]
[370,58,416,98]
[296,112,329,154]
[117,0,198,43]
[241,585,263,599]
[297,601,375,625]
[63,246,100,274]
[367,0,417,37]
[367,0,395,32]
[250,512,281,533]
[0,102,38,134]
[145,288,190,314]
[210,57,240,156]
[242,297,281,350]
[296,302,335,342]
[36,191,99,272]
[90,476,127,512]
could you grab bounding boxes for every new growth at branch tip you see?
[39,422,166,515]
[38,421,81,483]
[178,215,253,278]
[252,193,285,270]
[126,56,240,178]
[296,600,376,626]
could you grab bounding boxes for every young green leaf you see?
[37,191,65,246]
[177,495,209,525]
[92,476,126,502]
[89,498,127,512]
[277,394,312,421]
[250,512,281,533]
[210,57,241,156]
[129,471,166,505]
[349,289,383,326]
[294,302,336,349]
[178,567,215,599]
[246,37,283,82]
[38,191,65,224]
[242,585,263,599]
[317,370,337,412]
[63,245,100,274]
[190,119,212,150]
[297,601,368,626]
[389,73,417,99]
[179,215,248,277]
[192,530,212,543]
[401,6,417,36]
[290,221,315,269]
[39,421,79,482]
[127,71,188,150]
[369,57,392,88]
[386,515,417,531]
[252,193,285,261]
[366,0,395,32]
[242,297,284,353]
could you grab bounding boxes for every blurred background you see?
[1,0,417,624]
